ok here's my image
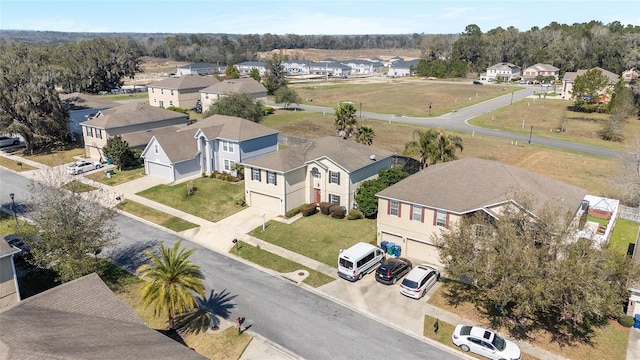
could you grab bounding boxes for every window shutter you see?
[274,173,277,185]
[445,213,450,228]
[387,200,390,215]
[398,203,401,217]
[337,172,340,185]
[410,205,413,221]
[421,207,425,223]
[433,210,437,226]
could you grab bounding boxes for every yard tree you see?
[21,167,119,282]
[451,24,488,72]
[248,68,261,82]
[355,125,375,145]
[225,65,240,79]
[403,128,463,169]
[355,168,408,218]
[137,241,206,330]
[274,86,301,109]
[571,68,611,108]
[434,192,640,340]
[102,135,137,170]
[334,102,358,139]
[0,42,69,152]
[601,81,637,141]
[204,93,264,123]
[264,54,287,95]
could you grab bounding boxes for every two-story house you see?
[561,67,620,101]
[235,61,267,76]
[241,137,395,216]
[61,92,119,143]
[199,78,267,113]
[521,63,560,83]
[141,115,279,182]
[387,59,419,77]
[80,102,189,160]
[375,158,587,267]
[486,62,522,82]
[0,239,21,309]
[147,75,219,110]
[176,62,215,76]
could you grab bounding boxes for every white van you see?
[337,242,385,281]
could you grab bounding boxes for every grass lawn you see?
[261,110,618,197]
[428,281,629,360]
[468,98,640,151]
[137,178,246,222]
[0,155,38,172]
[63,180,97,193]
[289,81,517,117]
[230,241,335,288]
[85,166,145,186]
[249,214,377,267]
[587,216,609,226]
[116,200,199,232]
[20,143,86,166]
[0,211,36,238]
[609,219,639,256]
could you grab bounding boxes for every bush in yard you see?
[301,203,318,217]
[346,209,364,220]
[618,314,635,328]
[329,205,346,219]
[319,202,333,215]
[285,206,302,218]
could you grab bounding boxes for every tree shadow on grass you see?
[174,288,238,335]
[439,279,481,308]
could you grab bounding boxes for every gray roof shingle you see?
[148,75,219,90]
[80,102,188,130]
[200,78,266,95]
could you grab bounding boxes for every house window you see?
[154,144,159,154]
[169,101,173,106]
[152,88,155,93]
[205,94,209,99]
[85,127,93,137]
[412,205,423,222]
[312,168,321,179]
[251,168,261,181]
[435,210,448,227]
[161,89,164,94]
[171,90,174,96]
[221,140,234,153]
[267,171,277,185]
[329,194,340,204]
[389,200,399,216]
[224,159,234,172]
[329,171,340,184]
[96,129,102,139]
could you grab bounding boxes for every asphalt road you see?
[0,168,462,360]
[270,85,626,159]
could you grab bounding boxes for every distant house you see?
[0,273,206,359]
[375,158,587,267]
[342,59,383,74]
[307,61,352,78]
[235,61,267,76]
[521,63,560,83]
[141,115,279,182]
[80,103,188,160]
[621,68,638,84]
[283,60,312,75]
[561,67,619,101]
[148,75,219,110]
[199,78,267,113]
[60,93,119,142]
[241,137,395,216]
[486,62,522,82]
[387,59,419,77]
[0,238,21,309]
[176,62,215,76]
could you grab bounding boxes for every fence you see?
[620,205,640,223]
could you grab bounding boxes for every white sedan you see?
[452,324,521,360]
[67,160,103,175]
[0,135,20,147]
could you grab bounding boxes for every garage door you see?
[406,238,442,267]
[147,161,173,180]
[249,192,281,214]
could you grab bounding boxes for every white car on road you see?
[452,324,521,360]
[67,160,102,175]
[0,135,20,147]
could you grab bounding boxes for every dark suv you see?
[375,257,413,285]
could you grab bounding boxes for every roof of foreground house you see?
[200,78,266,95]
[148,74,219,90]
[376,158,587,215]
[0,273,206,360]
[242,137,395,173]
[80,102,188,130]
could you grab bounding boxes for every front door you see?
[313,188,321,203]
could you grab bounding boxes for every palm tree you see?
[403,128,463,169]
[137,241,206,330]
[334,102,358,139]
[355,124,375,145]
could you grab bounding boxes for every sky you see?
[1,0,638,35]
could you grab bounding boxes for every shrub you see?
[319,202,333,215]
[329,205,346,219]
[285,206,302,218]
[263,105,275,114]
[167,106,189,114]
[618,314,635,328]
[301,203,318,217]
[346,209,364,220]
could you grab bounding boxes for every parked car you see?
[399,264,439,299]
[0,135,20,147]
[473,80,483,85]
[67,160,102,175]
[375,257,412,285]
[452,324,521,360]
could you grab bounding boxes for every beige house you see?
[0,238,21,309]
[199,78,267,113]
[485,62,521,82]
[521,63,560,83]
[242,137,395,216]
[561,67,620,101]
[375,158,587,267]
[148,75,219,110]
[80,102,188,160]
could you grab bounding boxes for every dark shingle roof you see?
[376,158,586,215]
[242,137,395,173]
[200,78,266,95]
[60,93,119,111]
[0,273,206,360]
[81,102,188,130]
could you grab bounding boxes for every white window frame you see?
[390,200,399,216]
[329,171,339,184]
[154,144,159,154]
[436,210,447,227]
[267,171,277,185]
[224,159,234,172]
[221,140,234,153]
[329,194,340,205]
[251,168,261,181]
[412,205,422,221]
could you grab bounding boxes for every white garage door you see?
[249,192,281,214]
[147,161,173,180]
[406,238,442,267]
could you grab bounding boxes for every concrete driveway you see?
[317,270,441,337]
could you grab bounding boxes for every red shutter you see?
[433,210,437,225]
[410,205,413,221]
[445,212,450,228]
[398,203,401,218]
[387,200,390,215]
[421,207,425,223]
